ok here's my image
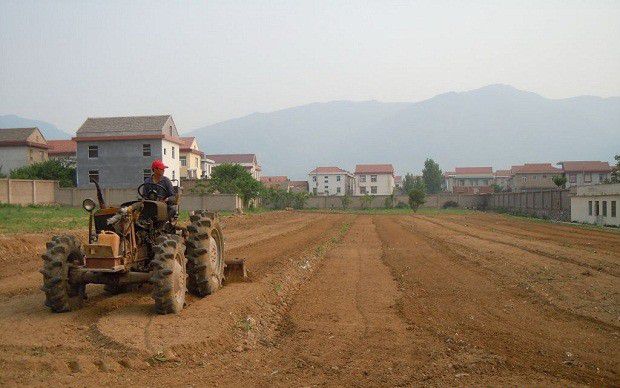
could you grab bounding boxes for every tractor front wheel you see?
[40,235,85,312]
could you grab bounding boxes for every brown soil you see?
[0,212,617,387]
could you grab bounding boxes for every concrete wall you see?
[486,189,571,221]
[306,194,409,209]
[54,186,241,212]
[0,179,56,205]
[424,193,485,209]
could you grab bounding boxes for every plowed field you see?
[0,211,618,387]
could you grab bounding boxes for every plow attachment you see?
[224,258,247,283]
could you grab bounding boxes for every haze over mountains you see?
[189,84,619,179]
[0,114,70,140]
[2,84,618,179]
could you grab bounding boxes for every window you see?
[142,144,151,156]
[88,170,99,183]
[569,174,577,183]
[143,169,151,180]
[602,201,607,217]
[542,174,547,179]
[595,201,599,216]
[336,187,341,193]
[359,175,366,183]
[522,176,527,183]
[88,145,98,158]
[588,201,592,216]
[532,175,537,180]
[371,175,377,182]
[599,174,606,181]
[163,148,167,155]
[312,176,316,182]
[360,186,367,194]
[172,171,175,180]
[371,186,377,194]
[612,201,617,217]
[324,176,328,179]
[584,173,592,183]
[172,146,175,159]
[336,175,341,181]
[180,156,187,167]
[324,185,329,189]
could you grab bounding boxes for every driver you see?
[144,159,175,202]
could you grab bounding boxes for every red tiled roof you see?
[47,140,76,155]
[513,163,562,174]
[394,175,402,183]
[206,154,256,164]
[260,176,288,183]
[179,136,195,149]
[309,166,349,174]
[454,167,493,175]
[355,164,394,174]
[559,161,612,172]
[290,180,308,188]
[494,169,511,177]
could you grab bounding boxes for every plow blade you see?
[224,258,247,283]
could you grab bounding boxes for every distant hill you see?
[0,114,70,140]
[188,84,620,179]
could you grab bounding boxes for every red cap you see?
[151,159,168,170]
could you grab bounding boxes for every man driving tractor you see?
[142,159,177,219]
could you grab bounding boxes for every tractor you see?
[40,180,246,314]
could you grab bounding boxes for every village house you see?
[558,161,613,188]
[309,167,354,196]
[261,176,292,191]
[508,163,562,192]
[493,169,511,190]
[570,183,619,226]
[201,156,215,179]
[179,137,204,179]
[73,115,181,188]
[444,167,494,194]
[47,140,77,167]
[354,164,395,195]
[206,154,261,180]
[0,127,48,174]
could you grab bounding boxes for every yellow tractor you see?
[40,181,246,314]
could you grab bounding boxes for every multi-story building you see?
[508,163,562,192]
[558,161,613,188]
[201,157,215,179]
[179,137,204,179]
[47,140,77,167]
[74,115,181,188]
[354,164,395,195]
[444,167,494,194]
[308,167,354,196]
[0,127,48,174]
[205,154,261,180]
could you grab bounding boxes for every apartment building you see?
[308,167,354,196]
[354,164,395,195]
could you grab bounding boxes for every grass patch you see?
[0,204,86,233]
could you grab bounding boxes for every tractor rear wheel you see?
[150,234,187,314]
[40,235,85,312]
[186,211,225,297]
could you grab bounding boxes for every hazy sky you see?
[1,0,619,133]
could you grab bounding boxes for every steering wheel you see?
[137,182,168,200]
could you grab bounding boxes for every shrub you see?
[341,194,352,209]
[442,200,458,209]
[9,159,75,187]
[408,188,426,211]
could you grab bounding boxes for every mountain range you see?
[2,85,618,179]
[188,84,619,179]
[0,114,70,140]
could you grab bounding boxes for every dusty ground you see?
[0,211,618,387]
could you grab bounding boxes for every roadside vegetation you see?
[8,159,76,187]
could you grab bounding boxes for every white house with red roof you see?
[205,154,261,180]
[558,161,613,188]
[308,166,354,196]
[444,167,494,194]
[47,139,77,167]
[354,164,395,195]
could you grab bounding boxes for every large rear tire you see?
[40,235,85,313]
[150,234,187,314]
[186,211,225,297]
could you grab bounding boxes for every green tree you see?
[422,159,443,194]
[341,194,352,209]
[9,159,75,187]
[208,163,262,206]
[611,154,620,183]
[492,183,503,193]
[402,173,417,194]
[552,175,567,188]
[407,188,426,211]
